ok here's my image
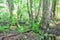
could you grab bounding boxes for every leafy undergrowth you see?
[0,13,60,40]
[0,21,45,40]
[1,12,60,40]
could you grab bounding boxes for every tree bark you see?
[30,0,35,21]
[6,0,14,18]
[38,0,51,40]
[39,0,51,29]
[51,0,57,20]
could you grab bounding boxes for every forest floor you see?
[0,31,40,40]
[0,21,60,40]
[0,31,60,40]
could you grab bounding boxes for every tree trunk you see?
[6,0,14,18]
[35,0,43,23]
[51,0,57,20]
[39,0,51,30]
[38,0,51,40]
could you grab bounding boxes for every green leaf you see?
[0,6,4,9]
[11,14,17,24]
[17,24,26,33]
[0,27,5,32]
[18,26,26,33]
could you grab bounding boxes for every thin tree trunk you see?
[35,0,43,23]
[6,0,14,18]
[51,0,57,20]
[27,0,31,20]
[30,0,34,21]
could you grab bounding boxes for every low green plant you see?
[0,12,10,22]
[57,26,60,30]
[11,14,17,24]
[17,23,29,33]
[0,26,5,32]
[0,24,10,32]
[32,21,44,39]
[0,6,4,9]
